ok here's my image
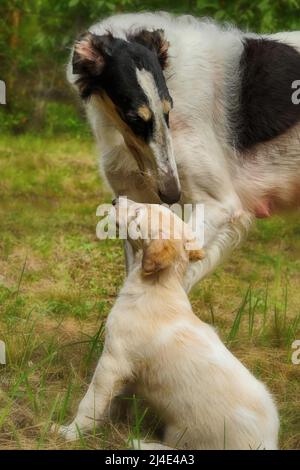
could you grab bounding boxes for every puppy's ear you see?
[72,32,113,98]
[142,239,177,275]
[128,29,169,69]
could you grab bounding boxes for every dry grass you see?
[0,134,299,449]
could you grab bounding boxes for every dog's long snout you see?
[149,134,181,205]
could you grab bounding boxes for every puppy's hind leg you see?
[132,424,180,450]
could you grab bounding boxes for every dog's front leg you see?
[124,240,135,274]
[184,197,253,292]
[55,349,132,441]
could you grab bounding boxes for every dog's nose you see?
[158,190,181,205]
[112,198,117,206]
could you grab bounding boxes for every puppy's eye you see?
[128,207,141,220]
[135,208,142,218]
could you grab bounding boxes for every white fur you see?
[136,69,176,180]
[54,200,279,450]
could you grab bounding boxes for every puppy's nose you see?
[112,198,117,206]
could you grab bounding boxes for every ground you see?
[0,134,299,449]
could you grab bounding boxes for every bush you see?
[1,0,299,136]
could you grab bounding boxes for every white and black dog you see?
[68,12,300,290]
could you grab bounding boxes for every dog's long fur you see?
[68,12,300,290]
[55,200,279,449]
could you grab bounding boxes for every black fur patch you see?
[72,32,171,143]
[235,38,300,150]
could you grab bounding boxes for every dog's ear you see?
[72,32,114,98]
[128,29,169,69]
[142,239,177,275]
[73,32,113,75]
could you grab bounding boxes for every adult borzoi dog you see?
[68,12,300,290]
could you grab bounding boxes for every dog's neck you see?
[119,253,190,307]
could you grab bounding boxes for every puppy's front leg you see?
[56,349,132,441]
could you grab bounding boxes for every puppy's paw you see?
[51,422,80,441]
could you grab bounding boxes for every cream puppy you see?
[54,198,279,450]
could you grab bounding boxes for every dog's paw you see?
[132,438,142,450]
[132,439,174,450]
[51,422,80,441]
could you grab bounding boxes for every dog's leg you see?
[124,240,135,274]
[184,197,253,292]
[54,351,132,441]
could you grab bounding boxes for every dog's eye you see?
[125,112,153,142]
[128,207,142,220]
[135,208,142,218]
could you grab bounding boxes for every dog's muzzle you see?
[157,167,181,205]
[158,187,181,205]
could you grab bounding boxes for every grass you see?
[0,134,300,449]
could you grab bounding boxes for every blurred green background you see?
[1,0,300,136]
